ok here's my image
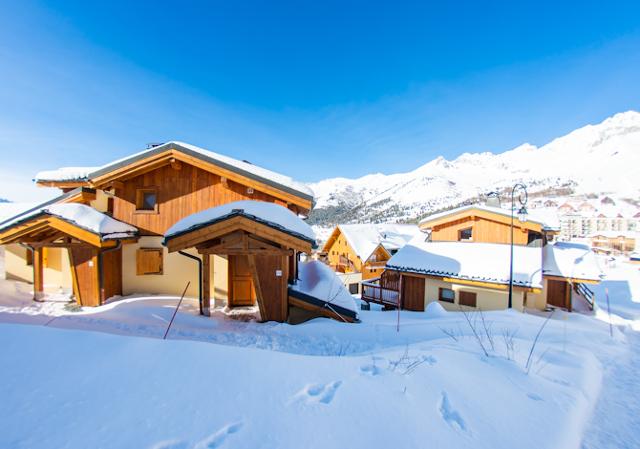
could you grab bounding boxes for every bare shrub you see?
[525,309,555,374]
[501,328,517,361]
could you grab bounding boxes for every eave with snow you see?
[34,141,314,215]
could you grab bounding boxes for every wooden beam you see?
[170,158,182,170]
[33,247,44,301]
[247,255,267,321]
[67,248,81,306]
[202,254,211,316]
[544,275,600,285]
[288,296,357,323]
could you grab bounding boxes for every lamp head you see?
[518,206,528,223]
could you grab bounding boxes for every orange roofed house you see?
[0,142,358,323]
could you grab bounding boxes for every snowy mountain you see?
[307,111,640,225]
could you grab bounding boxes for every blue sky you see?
[1,0,639,202]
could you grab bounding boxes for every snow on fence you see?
[361,279,400,307]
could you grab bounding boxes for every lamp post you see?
[508,183,528,309]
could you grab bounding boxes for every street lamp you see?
[508,183,528,309]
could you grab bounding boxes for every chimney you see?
[485,191,501,208]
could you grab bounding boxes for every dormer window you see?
[136,188,158,213]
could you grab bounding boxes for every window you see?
[135,188,158,213]
[459,291,477,307]
[136,248,163,275]
[458,227,473,241]
[348,283,359,294]
[438,287,455,303]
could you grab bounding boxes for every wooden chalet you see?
[322,224,422,286]
[1,141,357,323]
[362,204,600,313]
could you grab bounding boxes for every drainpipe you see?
[98,241,122,305]
[178,251,203,316]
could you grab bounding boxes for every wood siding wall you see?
[431,216,530,245]
[112,163,295,236]
[325,229,362,273]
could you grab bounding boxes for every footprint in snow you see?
[360,364,382,376]
[439,392,468,433]
[527,392,544,401]
[295,381,342,405]
[194,421,244,449]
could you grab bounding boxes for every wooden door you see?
[229,255,256,306]
[401,275,426,311]
[68,247,100,307]
[547,279,569,310]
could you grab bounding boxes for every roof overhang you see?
[0,213,136,248]
[163,211,315,254]
[385,264,541,291]
[419,207,546,233]
[84,143,313,213]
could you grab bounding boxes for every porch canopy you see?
[0,203,138,305]
[163,200,316,322]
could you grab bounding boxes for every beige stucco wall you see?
[4,244,72,293]
[90,189,110,213]
[122,237,228,304]
[423,277,540,312]
[336,271,363,294]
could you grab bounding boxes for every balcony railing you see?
[361,278,400,307]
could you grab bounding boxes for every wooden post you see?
[202,253,211,316]
[33,247,44,301]
[565,280,572,313]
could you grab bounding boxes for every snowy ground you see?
[0,260,638,448]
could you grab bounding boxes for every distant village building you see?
[556,199,639,241]
[590,231,637,255]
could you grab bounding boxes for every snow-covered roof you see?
[289,260,359,317]
[590,230,638,239]
[387,238,543,289]
[419,204,559,231]
[334,224,423,262]
[0,203,137,240]
[36,142,314,203]
[34,167,99,183]
[542,242,603,282]
[164,200,316,245]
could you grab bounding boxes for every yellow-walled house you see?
[363,203,601,313]
[0,142,357,323]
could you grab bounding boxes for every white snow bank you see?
[388,238,543,288]
[336,223,423,261]
[290,260,358,314]
[34,166,99,182]
[165,200,315,243]
[0,203,137,239]
[543,242,603,282]
[424,301,448,318]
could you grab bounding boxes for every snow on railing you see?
[361,280,399,306]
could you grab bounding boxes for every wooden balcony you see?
[361,271,401,308]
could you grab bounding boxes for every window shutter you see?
[136,248,163,275]
[459,291,477,307]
